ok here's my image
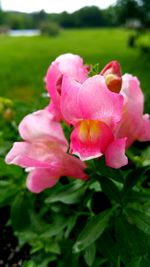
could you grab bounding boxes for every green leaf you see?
[28,209,47,234]
[40,216,67,238]
[122,168,148,204]
[0,180,19,206]
[93,258,108,267]
[126,190,150,203]
[127,258,142,267]
[98,176,121,203]
[23,255,57,267]
[23,261,36,267]
[126,208,150,235]
[57,239,79,267]
[73,208,113,253]
[89,63,101,76]
[0,157,23,178]
[140,257,150,267]
[30,241,44,254]
[16,230,39,247]
[95,157,124,183]
[115,216,149,265]
[123,168,147,193]
[65,215,78,238]
[141,146,150,166]
[97,230,118,264]
[45,241,61,254]
[84,243,96,266]
[11,193,30,231]
[45,181,86,204]
[89,181,101,192]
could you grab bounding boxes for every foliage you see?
[138,0,150,27]
[39,21,60,36]
[0,74,150,267]
[0,6,108,30]
[72,6,106,28]
[116,0,142,24]
[0,1,149,30]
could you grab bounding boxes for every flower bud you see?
[101,61,122,93]
[3,108,14,121]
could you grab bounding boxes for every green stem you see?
[117,256,121,267]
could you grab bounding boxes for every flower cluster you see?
[5,53,150,193]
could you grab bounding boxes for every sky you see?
[1,0,117,13]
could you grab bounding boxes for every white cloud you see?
[1,0,116,13]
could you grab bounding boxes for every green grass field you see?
[0,28,149,111]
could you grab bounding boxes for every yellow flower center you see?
[79,120,101,142]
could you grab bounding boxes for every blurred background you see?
[0,0,149,110]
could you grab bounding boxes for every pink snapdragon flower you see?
[114,74,150,148]
[60,74,128,168]
[5,110,87,193]
[45,53,89,121]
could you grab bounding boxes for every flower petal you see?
[45,54,89,121]
[61,75,82,124]
[78,75,123,127]
[70,120,114,161]
[138,114,150,142]
[114,109,141,148]
[61,153,88,180]
[115,74,146,147]
[121,74,144,116]
[19,109,68,150]
[5,141,59,168]
[45,62,62,121]
[105,138,128,169]
[55,53,88,83]
[45,61,61,101]
[46,101,62,122]
[26,168,59,193]
[5,142,30,165]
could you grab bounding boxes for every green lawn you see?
[0,28,149,111]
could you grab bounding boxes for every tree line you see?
[0,0,149,30]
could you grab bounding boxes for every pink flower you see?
[45,53,89,121]
[115,74,150,148]
[5,110,87,193]
[60,74,128,168]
